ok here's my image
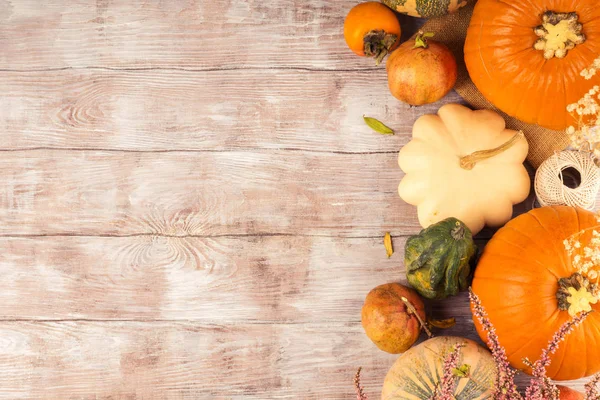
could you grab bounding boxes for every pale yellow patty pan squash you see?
[398,104,530,235]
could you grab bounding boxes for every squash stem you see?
[556,272,599,316]
[401,296,433,338]
[459,131,524,170]
[451,221,465,240]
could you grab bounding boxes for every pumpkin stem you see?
[451,221,465,241]
[459,131,524,170]
[401,296,433,338]
[533,11,586,60]
[363,29,398,65]
[413,30,435,49]
[556,273,599,316]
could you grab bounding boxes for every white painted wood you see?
[0,0,591,397]
[0,235,414,321]
[0,150,420,236]
[0,0,421,71]
[0,69,462,152]
[0,321,398,399]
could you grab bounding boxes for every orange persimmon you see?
[343,2,401,64]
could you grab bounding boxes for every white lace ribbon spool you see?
[535,150,600,211]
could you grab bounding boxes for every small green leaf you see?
[384,232,394,258]
[414,31,434,49]
[452,364,471,378]
[364,116,394,135]
[428,317,456,329]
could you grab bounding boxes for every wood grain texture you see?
[0,235,411,321]
[0,320,589,399]
[0,0,420,71]
[0,321,399,399]
[0,150,422,236]
[0,0,593,397]
[0,69,462,152]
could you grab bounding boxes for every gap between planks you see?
[0,319,363,325]
[0,66,382,73]
[0,232,403,239]
[0,147,399,156]
[0,232,494,240]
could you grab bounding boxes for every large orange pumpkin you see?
[464,0,600,130]
[472,206,600,381]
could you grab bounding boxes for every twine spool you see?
[535,150,600,211]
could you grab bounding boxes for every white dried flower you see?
[567,57,600,155]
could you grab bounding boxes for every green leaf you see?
[364,116,394,135]
[414,31,434,49]
[427,317,456,329]
[452,364,471,378]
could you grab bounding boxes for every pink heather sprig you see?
[469,289,522,400]
[525,312,590,400]
[433,343,466,400]
[354,367,368,400]
[586,372,600,400]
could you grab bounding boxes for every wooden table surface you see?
[0,1,591,398]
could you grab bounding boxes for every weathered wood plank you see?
[0,235,411,321]
[0,321,399,399]
[0,0,420,71]
[0,69,463,152]
[0,320,589,399]
[0,150,419,236]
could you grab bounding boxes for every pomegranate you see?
[386,31,457,106]
[361,282,426,353]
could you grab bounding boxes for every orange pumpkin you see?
[472,206,600,380]
[464,0,600,130]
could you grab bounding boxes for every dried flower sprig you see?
[470,288,592,400]
[469,289,521,400]
[562,225,600,316]
[524,311,589,400]
[586,372,600,400]
[583,57,600,80]
[354,367,368,400]
[433,343,466,400]
[353,305,593,399]
[564,226,600,280]
[566,56,600,158]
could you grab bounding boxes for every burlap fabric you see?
[418,1,569,168]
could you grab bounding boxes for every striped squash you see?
[382,337,497,400]
[381,0,469,18]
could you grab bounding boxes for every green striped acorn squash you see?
[382,336,497,400]
[404,218,477,299]
[381,0,469,18]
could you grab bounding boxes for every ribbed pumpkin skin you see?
[382,0,469,18]
[472,206,600,380]
[382,336,496,400]
[405,218,477,299]
[464,0,600,130]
